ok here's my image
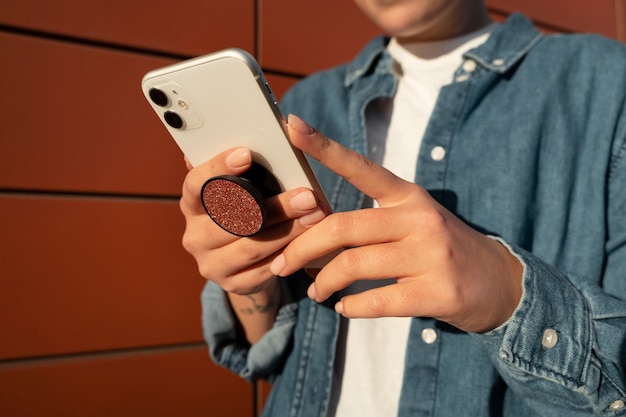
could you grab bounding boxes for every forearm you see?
[227,278,281,345]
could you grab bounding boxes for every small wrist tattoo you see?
[239,293,278,315]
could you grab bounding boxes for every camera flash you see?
[177,99,188,110]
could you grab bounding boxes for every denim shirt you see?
[202,14,626,416]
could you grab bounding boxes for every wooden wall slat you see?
[0,347,252,417]
[0,0,254,56]
[486,0,619,37]
[619,0,626,41]
[0,195,204,360]
[0,33,188,196]
[259,0,381,75]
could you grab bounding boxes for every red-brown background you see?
[1,1,624,415]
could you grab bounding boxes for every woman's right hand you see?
[179,146,327,295]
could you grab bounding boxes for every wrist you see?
[487,236,524,331]
[227,278,281,315]
[226,278,282,345]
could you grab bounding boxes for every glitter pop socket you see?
[200,162,281,237]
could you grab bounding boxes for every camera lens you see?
[149,88,169,107]
[164,111,184,129]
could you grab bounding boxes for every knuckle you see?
[422,206,449,231]
[181,218,213,253]
[181,172,198,198]
[420,208,456,260]
[180,191,203,219]
[335,249,364,277]
[181,229,200,254]
[181,232,221,281]
[436,279,465,317]
[197,262,217,281]
[444,283,463,307]
[431,243,455,267]
[326,213,354,242]
[236,240,265,264]
[364,292,390,317]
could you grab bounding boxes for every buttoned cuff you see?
[475,240,626,414]
[481,240,592,388]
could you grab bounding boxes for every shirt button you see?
[430,146,446,161]
[421,328,438,344]
[541,329,558,348]
[609,400,625,411]
[492,58,505,67]
[463,59,477,73]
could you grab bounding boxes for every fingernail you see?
[288,114,316,135]
[335,301,344,315]
[290,190,317,211]
[307,284,317,300]
[270,254,285,276]
[226,148,251,169]
[299,209,326,227]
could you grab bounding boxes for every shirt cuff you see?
[479,239,592,388]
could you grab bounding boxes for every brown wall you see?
[1,1,624,416]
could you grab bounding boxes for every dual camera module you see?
[148,88,184,129]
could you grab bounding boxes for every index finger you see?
[286,114,414,207]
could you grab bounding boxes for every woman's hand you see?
[180,146,326,295]
[270,115,523,333]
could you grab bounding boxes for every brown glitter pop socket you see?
[200,162,281,237]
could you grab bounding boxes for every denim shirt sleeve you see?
[477,233,626,414]
[201,280,299,382]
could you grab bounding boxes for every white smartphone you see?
[141,48,328,199]
[141,49,338,264]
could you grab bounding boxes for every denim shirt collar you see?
[343,36,389,87]
[344,13,544,88]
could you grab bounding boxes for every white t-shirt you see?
[328,25,493,417]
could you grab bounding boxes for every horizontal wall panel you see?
[0,0,254,56]
[615,0,626,42]
[486,0,618,38]
[0,347,252,417]
[0,195,205,360]
[0,32,189,196]
[260,0,381,75]
[489,11,560,35]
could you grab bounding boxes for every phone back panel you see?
[141,49,317,194]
